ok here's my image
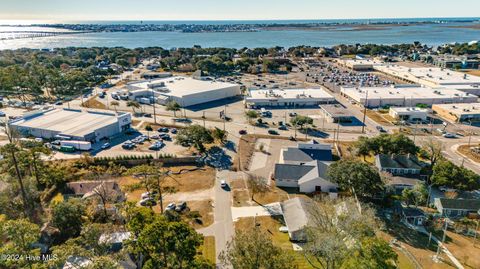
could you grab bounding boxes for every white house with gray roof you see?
[274,160,338,194]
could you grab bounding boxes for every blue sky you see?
[1,0,480,21]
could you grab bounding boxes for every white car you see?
[165,203,176,211]
[101,143,110,149]
[443,133,456,138]
[220,180,227,188]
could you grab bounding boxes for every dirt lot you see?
[231,175,306,207]
[82,97,107,109]
[118,166,215,201]
[457,145,480,163]
[443,231,480,269]
[381,223,455,269]
[463,70,480,77]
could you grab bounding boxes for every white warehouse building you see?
[9,109,132,142]
[245,88,335,108]
[123,76,241,107]
[341,85,478,108]
[374,64,480,95]
[389,107,428,122]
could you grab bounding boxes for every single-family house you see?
[394,202,426,226]
[274,160,338,195]
[434,198,480,218]
[99,232,132,252]
[387,176,424,195]
[279,140,333,164]
[375,154,422,176]
[281,197,314,242]
[65,180,125,202]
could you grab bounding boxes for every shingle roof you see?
[283,148,333,163]
[437,198,480,211]
[377,154,422,170]
[274,163,315,180]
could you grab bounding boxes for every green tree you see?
[175,125,213,153]
[354,134,418,158]
[342,237,397,269]
[220,229,297,269]
[290,115,313,138]
[130,216,211,269]
[0,218,41,269]
[166,101,181,118]
[245,110,259,124]
[328,160,384,197]
[303,198,382,269]
[127,100,140,115]
[110,100,120,112]
[430,160,480,190]
[20,140,51,188]
[402,183,428,208]
[419,138,443,174]
[145,124,153,139]
[51,198,86,241]
[211,127,227,144]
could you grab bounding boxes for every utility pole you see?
[361,91,368,134]
[151,89,157,124]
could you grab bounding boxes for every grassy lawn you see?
[366,109,394,126]
[234,216,317,269]
[199,236,216,264]
[183,199,214,229]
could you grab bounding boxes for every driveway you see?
[197,170,248,268]
[231,202,283,221]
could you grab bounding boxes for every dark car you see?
[158,127,169,132]
[239,130,247,135]
[278,125,288,131]
[376,126,386,133]
[170,128,177,134]
[268,129,279,135]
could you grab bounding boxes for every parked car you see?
[170,128,177,134]
[278,125,288,131]
[443,133,456,138]
[239,130,247,135]
[289,112,297,117]
[158,127,169,133]
[175,202,187,212]
[101,143,110,149]
[144,113,152,118]
[139,198,156,206]
[165,203,176,211]
[220,180,228,189]
[268,129,279,135]
[376,126,386,133]
[159,133,171,141]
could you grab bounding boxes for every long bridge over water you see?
[0,31,87,41]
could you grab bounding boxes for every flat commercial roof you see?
[390,107,428,113]
[432,103,480,115]
[375,65,480,86]
[320,104,353,117]
[341,85,474,100]
[11,109,120,137]
[248,88,334,100]
[126,76,239,98]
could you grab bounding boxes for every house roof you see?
[274,163,316,181]
[66,180,120,197]
[436,198,480,211]
[298,161,333,185]
[282,148,333,163]
[281,197,315,233]
[376,154,422,170]
[402,206,426,217]
[388,176,423,186]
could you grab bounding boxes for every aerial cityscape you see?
[0,1,480,269]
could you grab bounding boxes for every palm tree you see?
[145,125,153,140]
[165,101,181,118]
[127,100,140,115]
[110,100,119,112]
